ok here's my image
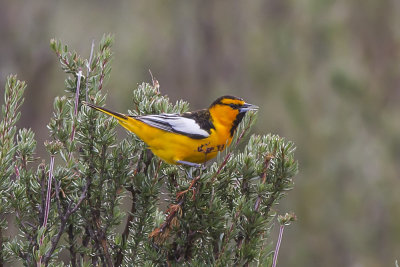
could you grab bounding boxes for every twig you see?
[210,152,231,184]
[234,115,254,146]
[150,175,200,244]
[149,69,160,93]
[254,154,273,212]
[70,70,82,144]
[74,70,82,118]
[38,163,46,228]
[67,181,90,216]
[41,176,91,266]
[42,155,55,230]
[100,234,113,267]
[89,145,114,267]
[53,48,71,73]
[98,58,107,91]
[149,199,184,241]
[153,160,162,184]
[37,154,55,266]
[210,115,254,184]
[115,188,136,266]
[149,69,155,86]
[86,40,95,101]
[215,209,241,262]
[264,148,286,215]
[175,176,200,200]
[67,224,77,267]
[54,177,63,219]
[272,225,285,267]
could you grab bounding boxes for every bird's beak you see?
[239,103,259,113]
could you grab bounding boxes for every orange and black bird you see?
[83,96,258,167]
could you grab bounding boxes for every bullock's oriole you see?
[83,96,258,167]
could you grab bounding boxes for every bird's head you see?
[209,95,258,113]
[208,95,258,133]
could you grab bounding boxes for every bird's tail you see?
[82,101,129,122]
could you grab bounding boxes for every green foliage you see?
[0,75,27,263]
[0,37,298,266]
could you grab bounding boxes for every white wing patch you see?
[136,114,210,139]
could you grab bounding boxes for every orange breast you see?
[117,117,231,164]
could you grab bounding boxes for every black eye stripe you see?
[222,103,241,109]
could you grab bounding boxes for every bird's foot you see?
[177,161,206,179]
[176,160,202,168]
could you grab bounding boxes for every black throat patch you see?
[230,112,245,137]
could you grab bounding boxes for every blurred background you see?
[1,0,400,266]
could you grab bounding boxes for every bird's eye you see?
[229,103,238,109]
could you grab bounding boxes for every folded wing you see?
[135,114,210,139]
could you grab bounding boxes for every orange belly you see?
[118,117,231,164]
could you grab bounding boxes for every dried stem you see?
[254,154,273,212]
[37,154,55,266]
[210,152,231,184]
[42,156,54,229]
[70,70,82,145]
[41,175,91,266]
[86,40,95,101]
[98,56,107,91]
[272,225,285,267]
[67,224,77,267]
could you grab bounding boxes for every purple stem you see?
[38,154,55,266]
[272,225,285,267]
[69,70,82,159]
[74,70,82,118]
[42,155,55,231]
[86,40,95,102]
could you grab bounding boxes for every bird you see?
[83,95,258,167]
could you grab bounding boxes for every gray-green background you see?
[1,1,399,266]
